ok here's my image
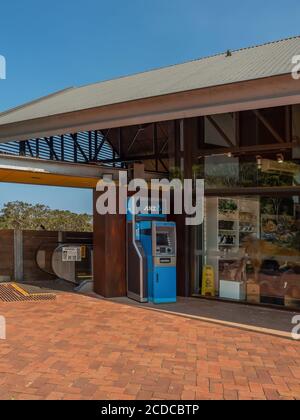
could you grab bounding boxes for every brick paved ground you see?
[0,293,299,400]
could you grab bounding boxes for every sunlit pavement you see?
[0,293,299,400]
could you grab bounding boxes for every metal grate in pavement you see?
[0,283,56,302]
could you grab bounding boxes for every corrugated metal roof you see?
[0,36,299,125]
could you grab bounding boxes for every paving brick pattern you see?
[0,293,299,400]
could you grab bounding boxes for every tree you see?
[0,201,92,232]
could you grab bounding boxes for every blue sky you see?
[0,183,92,214]
[0,0,300,213]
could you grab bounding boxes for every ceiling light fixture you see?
[197,152,235,159]
[277,153,284,164]
[256,155,262,170]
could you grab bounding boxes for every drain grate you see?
[0,283,56,303]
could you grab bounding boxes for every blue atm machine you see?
[126,202,177,304]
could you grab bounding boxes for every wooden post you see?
[93,190,126,298]
[170,117,199,297]
[14,230,23,282]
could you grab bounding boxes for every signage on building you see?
[62,247,82,262]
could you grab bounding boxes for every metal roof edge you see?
[0,87,76,117]
[75,34,300,90]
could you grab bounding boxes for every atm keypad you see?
[156,247,173,255]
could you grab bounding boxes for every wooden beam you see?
[198,141,298,158]
[127,127,143,154]
[159,158,168,172]
[60,135,65,161]
[253,109,285,143]
[197,116,205,149]
[93,190,126,298]
[235,112,240,147]
[206,115,234,147]
[285,105,292,143]
[205,186,300,197]
[97,153,169,164]
[118,127,123,160]
[88,131,93,161]
[2,74,300,143]
[153,122,159,172]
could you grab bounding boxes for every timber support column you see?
[172,117,199,297]
[93,190,126,298]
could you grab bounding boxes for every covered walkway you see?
[112,297,300,339]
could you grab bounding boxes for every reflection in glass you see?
[193,195,300,310]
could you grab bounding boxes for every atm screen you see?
[157,233,169,247]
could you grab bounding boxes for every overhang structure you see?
[0,36,299,142]
[0,36,300,298]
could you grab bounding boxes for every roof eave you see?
[0,73,299,142]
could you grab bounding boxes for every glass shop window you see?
[202,195,300,309]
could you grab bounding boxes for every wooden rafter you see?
[206,115,234,147]
[198,141,298,158]
[253,110,285,144]
[127,127,144,154]
[285,105,292,143]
